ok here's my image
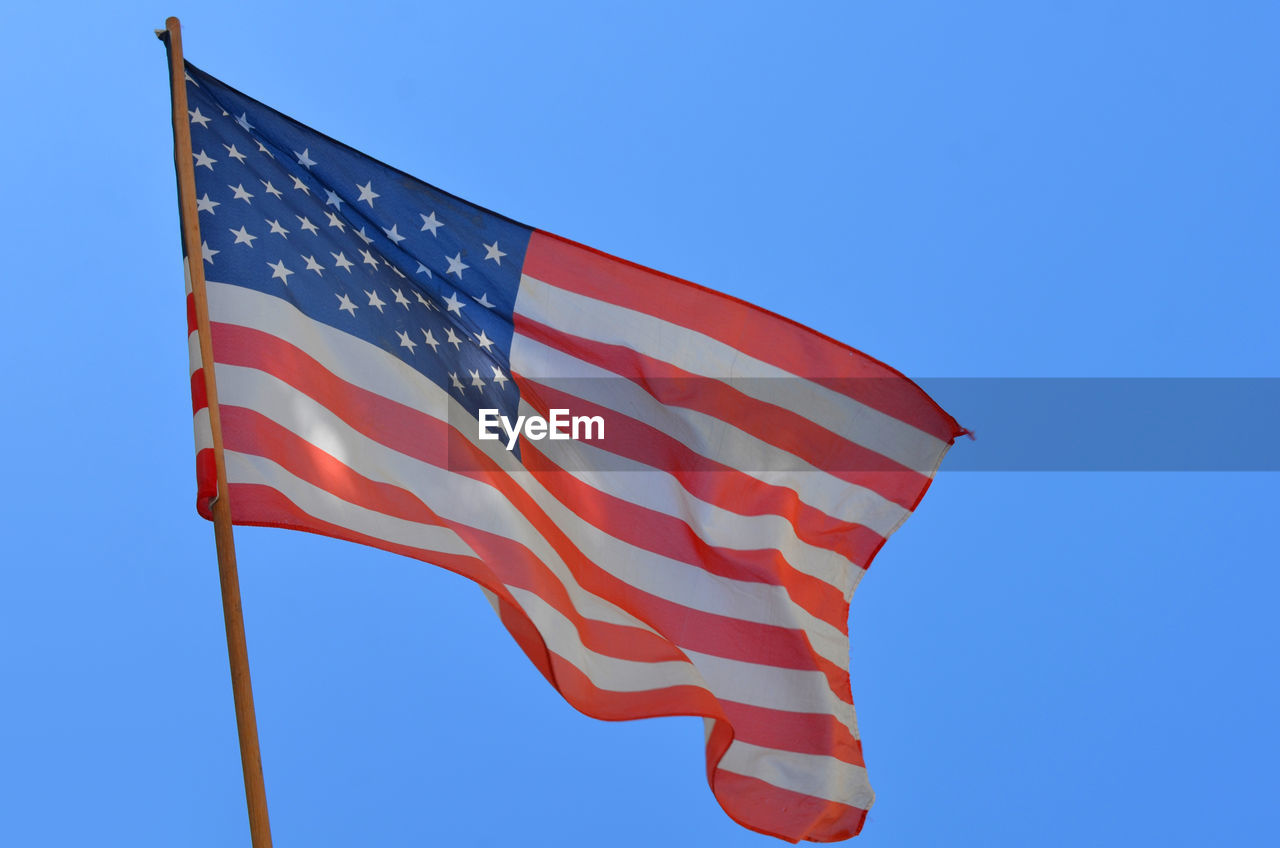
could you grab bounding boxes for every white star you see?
[196,193,219,214]
[443,292,465,315]
[445,253,468,279]
[303,255,324,275]
[193,149,216,170]
[201,240,219,264]
[260,180,283,199]
[490,366,509,389]
[449,372,465,393]
[445,327,463,349]
[483,241,506,264]
[419,211,443,235]
[359,249,380,270]
[267,219,289,237]
[331,252,355,273]
[475,330,495,352]
[477,292,494,308]
[396,330,417,354]
[297,216,319,235]
[230,225,257,247]
[382,223,405,244]
[324,212,346,232]
[255,140,274,158]
[469,369,486,389]
[390,264,405,279]
[365,289,386,312]
[228,183,254,203]
[356,181,380,207]
[325,189,343,209]
[415,262,432,277]
[295,148,316,169]
[290,175,310,195]
[353,227,374,245]
[421,329,440,352]
[223,144,247,163]
[392,288,411,309]
[267,259,294,284]
[234,112,254,132]
[185,70,199,87]
[336,293,358,315]
[189,107,211,128]
[415,291,433,308]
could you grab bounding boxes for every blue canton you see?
[183,62,531,438]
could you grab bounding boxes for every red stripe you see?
[515,314,933,505]
[194,447,217,517]
[523,229,964,444]
[190,368,208,414]
[206,325,853,687]
[718,699,864,767]
[711,769,868,842]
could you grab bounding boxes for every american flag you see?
[178,60,965,842]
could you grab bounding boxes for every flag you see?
[177,60,966,842]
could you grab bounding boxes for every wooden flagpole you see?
[158,17,274,847]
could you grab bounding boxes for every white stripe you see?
[222,449,477,559]
[684,649,856,727]
[188,329,203,376]
[717,741,873,808]
[511,333,911,536]
[505,586,705,693]
[193,407,212,454]
[516,273,948,473]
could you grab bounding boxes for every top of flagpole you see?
[156,16,179,43]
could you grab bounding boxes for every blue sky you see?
[2,2,1277,845]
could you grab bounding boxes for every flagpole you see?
[158,17,274,848]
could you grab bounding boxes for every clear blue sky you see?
[2,2,1277,845]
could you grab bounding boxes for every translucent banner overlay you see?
[446,378,1280,472]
